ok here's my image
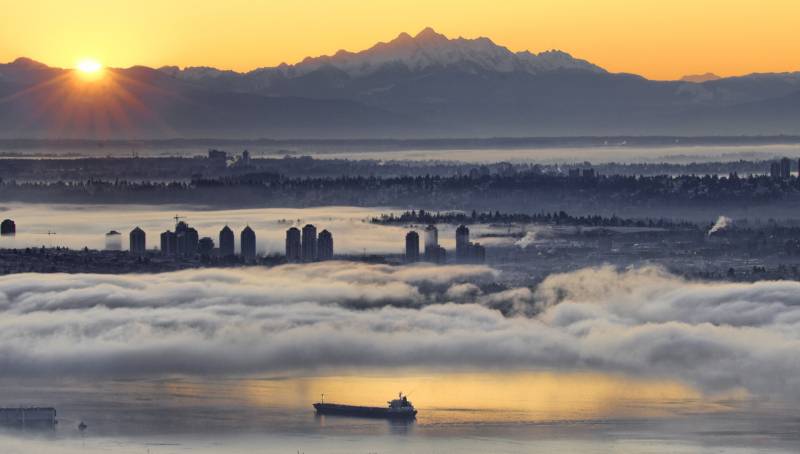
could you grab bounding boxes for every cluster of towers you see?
[769,157,796,179]
[405,224,485,264]
[122,220,333,263]
[155,221,257,261]
[285,224,334,262]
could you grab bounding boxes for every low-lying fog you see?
[2,262,799,398]
[307,144,800,164]
[4,144,800,164]
[0,204,517,253]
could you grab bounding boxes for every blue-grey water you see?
[0,373,798,453]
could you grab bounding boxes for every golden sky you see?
[1,0,797,80]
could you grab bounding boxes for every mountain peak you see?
[414,27,446,41]
[394,31,413,42]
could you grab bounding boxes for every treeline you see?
[371,210,698,229]
[3,171,800,216]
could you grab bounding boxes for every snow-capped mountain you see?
[279,27,605,77]
[162,27,605,84]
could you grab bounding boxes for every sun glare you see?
[75,58,103,76]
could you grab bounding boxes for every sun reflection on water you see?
[239,371,734,424]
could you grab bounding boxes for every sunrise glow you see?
[2,0,799,80]
[75,58,103,77]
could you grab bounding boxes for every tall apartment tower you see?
[317,229,334,261]
[455,224,470,261]
[301,224,317,262]
[175,221,198,258]
[160,230,176,256]
[780,157,791,178]
[219,225,235,257]
[405,231,420,262]
[240,226,256,262]
[285,227,301,262]
[770,161,782,179]
[129,226,146,256]
[0,219,15,235]
[423,224,446,264]
[424,224,438,254]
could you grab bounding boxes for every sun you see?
[75,58,104,78]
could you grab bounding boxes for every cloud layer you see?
[1,263,799,397]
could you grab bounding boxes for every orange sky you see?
[1,0,798,80]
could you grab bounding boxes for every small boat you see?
[313,392,417,419]
[78,421,87,431]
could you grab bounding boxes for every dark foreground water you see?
[0,372,797,453]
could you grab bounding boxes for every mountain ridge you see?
[158,27,605,81]
[1,28,800,138]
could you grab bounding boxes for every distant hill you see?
[680,73,721,83]
[2,28,800,138]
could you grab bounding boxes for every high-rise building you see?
[470,243,486,264]
[454,224,486,264]
[129,226,146,256]
[240,226,256,262]
[317,229,334,260]
[780,157,791,179]
[770,161,782,179]
[285,227,301,262]
[301,224,317,262]
[424,225,438,254]
[219,225,235,257]
[0,219,15,236]
[176,226,199,258]
[423,225,446,263]
[198,237,215,257]
[160,230,176,256]
[405,231,420,262]
[455,224,470,261]
[105,230,122,251]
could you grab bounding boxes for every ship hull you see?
[0,407,57,426]
[313,403,416,419]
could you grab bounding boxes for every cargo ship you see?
[0,407,57,426]
[313,393,417,419]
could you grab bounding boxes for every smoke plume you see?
[707,215,732,236]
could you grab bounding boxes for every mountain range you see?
[1,27,800,138]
